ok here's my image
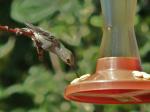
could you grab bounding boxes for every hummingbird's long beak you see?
[69,57,80,78]
[70,65,79,78]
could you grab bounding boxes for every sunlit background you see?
[0,0,150,112]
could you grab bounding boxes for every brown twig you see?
[0,25,44,60]
[0,25,33,37]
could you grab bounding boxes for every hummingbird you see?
[23,23,75,67]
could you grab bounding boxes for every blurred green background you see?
[0,0,150,112]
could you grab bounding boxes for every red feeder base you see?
[64,57,150,104]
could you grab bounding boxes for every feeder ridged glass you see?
[64,0,150,104]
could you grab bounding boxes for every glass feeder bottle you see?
[99,0,141,71]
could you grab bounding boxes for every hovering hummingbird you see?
[23,23,75,67]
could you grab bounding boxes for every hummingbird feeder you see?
[64,0,150,104]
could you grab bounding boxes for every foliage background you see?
[0,0,150,112]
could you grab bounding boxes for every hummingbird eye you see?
[67,59,71,64]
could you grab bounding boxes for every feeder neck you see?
[101,0,137,27]
[96,57,141,71]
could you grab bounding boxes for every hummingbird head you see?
[55,45,75,67]
[65,53,75,67]
[61,50,75,67]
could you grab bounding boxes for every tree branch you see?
[0,25,33,37]
[0,25,43,60]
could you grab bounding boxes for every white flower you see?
[70,78,80,84]
[132,71,150,80]
[142,72,150,80]
[70,74,91,84]
[80,74,91,81]
[132,71,143,78]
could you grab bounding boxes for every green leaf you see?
[0,37,16,59]
[50,24,81,46]
[11,0,60,23]
[140,40,150,57]
[142,63,150,73]
[3,84,24,98]
[0,37,16,72]
[90,16,103,27]
[78,46,99,73]
[11,108,26,112]
[23,65,55,95]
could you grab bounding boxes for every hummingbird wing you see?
[25,22,61,50]
[25,23,50,37]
